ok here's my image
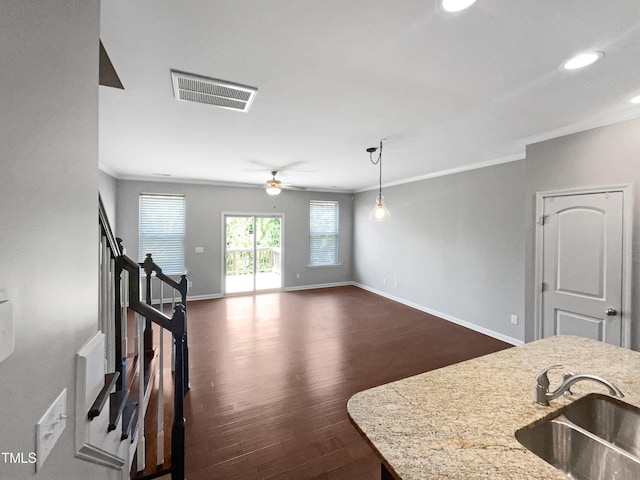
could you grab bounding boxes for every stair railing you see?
[98,196,187,480]
[138,253,189,470]
[120,255,186,480]
[140,253,189,395]
[99,196,124,388]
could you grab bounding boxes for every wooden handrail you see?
[120,255,174,332]
[140,253,188,305]
[99,195,121,258]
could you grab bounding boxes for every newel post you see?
[142,253,155,362]
[114,255,125,390]
[179,274,189,394]
[179,274,188,306]
[171,304,186,480]
[115,237,127,390]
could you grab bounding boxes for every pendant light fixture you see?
[367,140,390,221]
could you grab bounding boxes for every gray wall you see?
[105,120,640,351]
[0,1,116,479]
[116,180,354,297]
[524,118,640,349]
[353,161,526,344]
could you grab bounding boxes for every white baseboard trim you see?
[127,293,223,308]
[353,283,524,346]
[283,281,354,292]
[186,293,223,302]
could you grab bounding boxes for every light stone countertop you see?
[347,335,640,480]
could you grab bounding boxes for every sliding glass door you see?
[224,215,282,294]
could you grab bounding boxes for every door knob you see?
[606,308,617,316]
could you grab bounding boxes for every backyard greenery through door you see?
[224,215,282,294]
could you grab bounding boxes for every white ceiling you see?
[99,0,640,193]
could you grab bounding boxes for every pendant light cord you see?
[369,140,383,199]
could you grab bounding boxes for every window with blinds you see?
[139,194,186,275]
[309,200,339,266]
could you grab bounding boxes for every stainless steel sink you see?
[515,393,640,479]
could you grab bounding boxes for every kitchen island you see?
[347,335,640,479]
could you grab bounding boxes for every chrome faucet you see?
[534,365,625,406]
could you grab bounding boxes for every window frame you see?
[138,193,186,276]
[309,200,340,267]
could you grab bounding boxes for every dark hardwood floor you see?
[182,286,511,480]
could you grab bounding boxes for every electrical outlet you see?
[36,388,67,471]
[511,314,518,325]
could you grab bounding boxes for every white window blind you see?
[139,194,186,275]
[309,200,339,266]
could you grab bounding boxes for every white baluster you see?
[136,314,146,472]
[110,257,117,372]
[100,236,108,334]
[103,236,116,372]
[133,275,140,356]
[99,236,104,333]
[157,281,165,465]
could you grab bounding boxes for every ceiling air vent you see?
[170,70,257,112]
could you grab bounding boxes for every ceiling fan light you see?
[266,185,281,196]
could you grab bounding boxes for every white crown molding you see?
[355,153,525,193]
[110,173,351,194]
[102,108,640,195]
[520,108,640,148]
[355,109,640,193]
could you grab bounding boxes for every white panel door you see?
[541,192,623,345]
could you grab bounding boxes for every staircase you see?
[83,196,188,480]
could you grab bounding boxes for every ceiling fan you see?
[265,170,306,196]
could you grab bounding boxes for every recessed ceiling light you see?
[440,0,477,13]
[630,94,640,104]
[562,51,604,70]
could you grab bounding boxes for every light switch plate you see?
[36,388,67,472]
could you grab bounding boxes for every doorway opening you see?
[224,214,283,294]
